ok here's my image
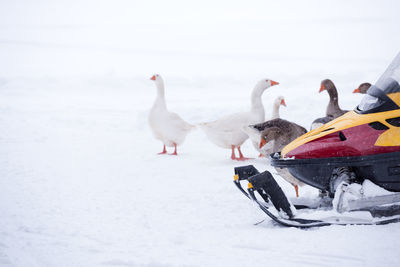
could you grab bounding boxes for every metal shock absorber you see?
[330,167,362,212]
[329,166,356,195]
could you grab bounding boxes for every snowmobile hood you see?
[281,108,400,159]
[282,52,400,159]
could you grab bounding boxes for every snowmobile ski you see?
[234,165,400,228]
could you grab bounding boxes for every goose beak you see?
[150,75,156,81]
[259,137,267,149]
[319,84,325,93]
[353,88,360,93]
[281,99,286,107]
[271,80,279,86]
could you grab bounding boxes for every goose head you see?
[353,82,371,94]
[319,79,336,93]
[271,96,286,119]
[150,74,164,87]
[251,79,279,107]
[254,79,279,91]
[274,96,286,107]
[319,79,339,103]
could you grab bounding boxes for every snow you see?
[1,0,400,266]
[362,180,396,197]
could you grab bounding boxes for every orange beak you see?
[319,84,325,93]
[270,80,279,86]
[259,137,267,149]
[281,99,286,107]
[150,75,156,81]
[353,88,360,93]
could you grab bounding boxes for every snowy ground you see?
[1,1,400,266]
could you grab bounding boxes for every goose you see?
[271,96,286,119]
[353,82,371,94]
[253,118,307,197]
[198,79,279,160]
[148,74,194,155]
[242,96,286,157]
[310,79,348,130]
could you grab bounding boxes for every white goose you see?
[271,96,286,120]
[242,96,286,157]
[198,79,279,160]
[148,74,194,155]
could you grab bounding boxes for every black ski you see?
[234,165,400,228]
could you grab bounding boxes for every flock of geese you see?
[148,74,370,196]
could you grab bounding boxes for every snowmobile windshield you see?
[356,52,400,114]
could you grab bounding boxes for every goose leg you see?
[158,145,167,155]
[169,143,178,155]
[236,146,251,161]
[230,145,237,160]
[294,184,299,198]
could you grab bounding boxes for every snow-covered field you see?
[1,1,400,266]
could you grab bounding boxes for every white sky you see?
[0,0,399,77]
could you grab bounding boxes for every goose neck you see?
[327,90,340,111]
[271,102,280,119]
[250,85,266,110]
[154,81,167,109]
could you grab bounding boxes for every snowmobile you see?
[234,52,400,227]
